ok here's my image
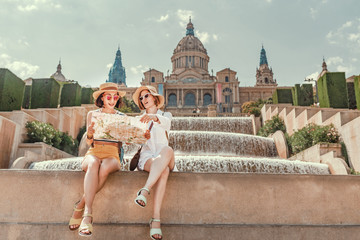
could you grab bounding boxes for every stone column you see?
[182,88,184,107]
[177,88,179,106]
[196,89,199,106]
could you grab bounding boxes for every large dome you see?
[174,35,207,54]
[173,19,207,54]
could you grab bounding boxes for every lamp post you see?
[304,78,318,104]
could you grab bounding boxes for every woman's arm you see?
[85,111,94,146]
[155,112,172,131]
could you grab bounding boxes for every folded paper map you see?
[91,112,147,144]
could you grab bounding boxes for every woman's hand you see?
[140,114,159,123]
[144,129,151,139]
[87,122,95,139]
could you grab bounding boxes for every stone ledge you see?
[1,170,360,226]
[2,222,360,240]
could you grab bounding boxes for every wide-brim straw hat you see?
[132,85,164,110]
[93,82,126,101]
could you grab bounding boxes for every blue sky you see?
[0,0,359,87]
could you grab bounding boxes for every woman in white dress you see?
[132,85,175,240]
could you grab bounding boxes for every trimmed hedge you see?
[22,85,32,109]
[60,82,82,107]
[292,84,314,106]
[317,72,348,108]
[0,68,25,111]
[354,76,360,110]
[81,87,94,104]
[272,88,293,104]
[31,78,60,109]
[347,82,357,109]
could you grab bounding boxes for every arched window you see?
[168,94,177,106]
[151,77,155,83]
[203,94,212,106]
[265,77,269,83]
[225,76,229,82]
[185,92,196,106]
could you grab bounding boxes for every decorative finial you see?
[189,16,191,23]
[59,58,61,64]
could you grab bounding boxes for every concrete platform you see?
[1,170,360,239]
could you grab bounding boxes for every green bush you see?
[290,123,340,154]
[117,97,140,113]
[318,72,348,108]
[60,83,82,107]
[0,68,25,111]
[81,87,94,104]
[31,78,60,109]
[257,115,286,137]
[25,120,78,155]
[241,99,269,117]
[272,88,293,104]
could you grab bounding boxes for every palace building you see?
[118,19,278,113]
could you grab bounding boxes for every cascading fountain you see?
[30,117,330,175]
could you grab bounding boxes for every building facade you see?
[119,19,278,113]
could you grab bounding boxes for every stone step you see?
[171,117,254,134]
[1,222,359,240]
[169,130,277,157]
[29,155,330,175]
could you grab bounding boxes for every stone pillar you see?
[207,104,217,117]
[196,89,199,106]
[182,88,184,107]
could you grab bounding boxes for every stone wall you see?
[0,170,360,239]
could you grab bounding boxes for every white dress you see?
[137,109,172,170]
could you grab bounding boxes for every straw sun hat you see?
[93,82,126,101]
[132,85,164,110]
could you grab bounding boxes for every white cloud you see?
[195,30,210,44]
[18,5,37,12]
[17,0,61,12]
[130,65,149,75]
[156,14,169,22]
[326,18,360,48]
[176,9,193,27]
[348,33,360,42]
[342,21,352,28]
[327,56,343,65]
[352,58,358,62]
[106,63,112,69]
[321,0,328,3]
[305,72,319,82]
[310,8,318,19]
[0,54,39,78]
[212,34,218,41]
[265,0,272,3]
[336,65,353,73]
[17,39,29,47]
